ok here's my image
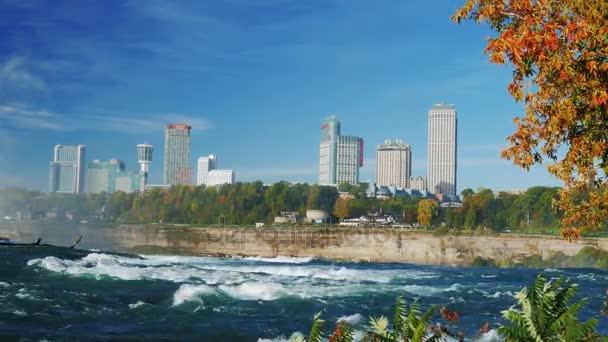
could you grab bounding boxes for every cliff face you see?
[3,223,604,266]
[116,226,608,266]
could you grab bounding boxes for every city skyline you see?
[1,0,561,191]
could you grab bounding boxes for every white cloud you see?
[0,105,65,131]
[76,113,212,133]
[0,104,211,134]
[0,56,47,93]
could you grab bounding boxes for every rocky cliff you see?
[2,223,606,266]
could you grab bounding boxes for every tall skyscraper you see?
[197,154,217,186]
[87,159,125,193]
[376,139,411,189]
[49,145,85,194]
[336,135,363,185]
[319,116,363,185]
[427,103,457,198]
[319,116,340,185]
[163,124,191,185]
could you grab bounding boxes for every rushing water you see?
[1,246,607,341]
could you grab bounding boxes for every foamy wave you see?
[0,281,9,287]
[28,254,214,283]
[219,282,291,301]
[15,288,43,301]
[471,289,514,299]
[241,256,314,264]
[337,313,365,325]
[27,252,448,303]
[257,332,303,342]
[402,283,463,296]
[12,310,27,316]
[198,264,434,283]
[543,268,563,273]
[128,301,146,309]
[475,329,504,342]
[27,253,423,285]
[173,284,216,306]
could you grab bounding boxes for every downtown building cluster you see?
[318,103,457,200]
[47,104,455,198]
[48,124,235,194]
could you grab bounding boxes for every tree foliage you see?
[332,197,352,221]
[3,185,604,234]
[417,199,439,227]
[453,0,608,231]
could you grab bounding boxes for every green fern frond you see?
[307,311,325,342]
[499,274,602,342]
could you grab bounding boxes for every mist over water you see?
[1,246,607,341]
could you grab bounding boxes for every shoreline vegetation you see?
[3,184,608,235]
[2,184,608,269]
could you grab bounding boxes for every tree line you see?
[0,183,592,233]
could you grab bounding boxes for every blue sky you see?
[0,0,560,191]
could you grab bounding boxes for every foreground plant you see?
[293,275,606,341]
[364,297,444,341]
[498,274,600,341]
[292,298,445,342]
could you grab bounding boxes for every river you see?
[1,246,607,341]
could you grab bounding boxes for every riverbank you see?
[2,223,608,268]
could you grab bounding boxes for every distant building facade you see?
[196,154,234,186]
[197,154,217,186]
[207,170,235,186]
[319,116,340,185]
[87,159,125,193]
[336,135,363,185]
[163,124,191,185]
[427,104,457,198]
[409,176,426,192]
[115,171,146,193]
[49,145,86,194]
[376,139,411,189]
[319,116,363,185]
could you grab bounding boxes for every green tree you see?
[460,188,474,198]
[445,207,454,229]
[464,205,477,229]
